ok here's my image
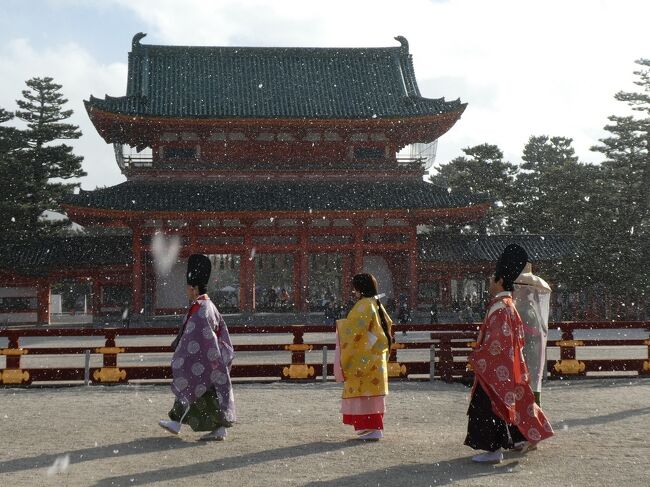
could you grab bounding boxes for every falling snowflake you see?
[151,232,181,275]
[47,454,70,476]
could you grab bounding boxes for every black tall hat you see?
[186,254,212,287]
[495,244,528,283]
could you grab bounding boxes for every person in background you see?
[345,295,357,315]
[323,300,337,326]
[335,273,393,441]
[267,287,277,310]
[464,244,553,463]
[430,299,439,324]
[279,288,289,310]
[513,263,551,406]
[397,295,411,324]
[159,254,236,441]
[461,302,474,323]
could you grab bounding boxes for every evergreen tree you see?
[511,136,597,235]
[430,143,518,234]
[509,136,599,290]
[0,107,30,239]
[13,76,85,235]
[587,59,650,314]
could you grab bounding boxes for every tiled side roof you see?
[64,180,486,213]
[419,234,579,262]
[85,34,465,119]
[0,233,575,274]
[0,236,131,274]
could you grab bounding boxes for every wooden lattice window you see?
[354,147,384,159]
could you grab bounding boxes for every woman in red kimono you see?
[465,244,554,463]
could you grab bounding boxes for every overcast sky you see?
[0,0,648,190]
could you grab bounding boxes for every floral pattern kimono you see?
[466,292,553,448]
[335,297,392,430]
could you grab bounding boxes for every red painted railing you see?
[0,321,648,385]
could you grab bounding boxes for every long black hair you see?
[352,273,392,348]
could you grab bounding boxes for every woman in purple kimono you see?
[159,254,236,441]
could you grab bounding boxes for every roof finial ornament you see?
[132,32,147,49]
[394,36,409,51]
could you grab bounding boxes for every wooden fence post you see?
[552,326,586,377]
[0,332,30,385]
[642,338,650,375]
[282,326,314,379]
[439,336,454,383]
[93,330,127,383]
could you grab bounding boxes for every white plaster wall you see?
[0,312,37,323]
[50,295,62,314]
[0,287,38,323]
[0,287,36,298]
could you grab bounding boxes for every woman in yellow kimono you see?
[335,273,393,441]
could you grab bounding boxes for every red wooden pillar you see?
[239,256,248,312]
[353,223,364,275]
[240,234,255,312]
[298,228,309,312]
[408,227,418,309]
[341,254,352,301]
[91,280,102,317]
[132,225,144,314]
[188,223,197,248]
[353,249,363,275]
[292,253,301,310]
[441,274,452,308]
[36,281,50,325]
[408,249,418,309]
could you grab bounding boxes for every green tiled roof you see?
[0,233,576,275]
[85,33,465,119]
[0,236,131,275]
[419,234,579,263]
[64,180,486,213]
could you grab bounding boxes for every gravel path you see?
[1,379,649,486]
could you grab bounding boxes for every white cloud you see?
[0,37,127,190]
[2,0,648,192]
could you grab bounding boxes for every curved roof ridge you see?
[131,31,409,54]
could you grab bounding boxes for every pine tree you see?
[511,136,597,235]
[508,135,599,290]
[430,144,518,234]
[0,107,30,239]
[588,59,650,315]
[13,76,85,235]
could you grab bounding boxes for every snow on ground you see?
[1,379,649,486]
